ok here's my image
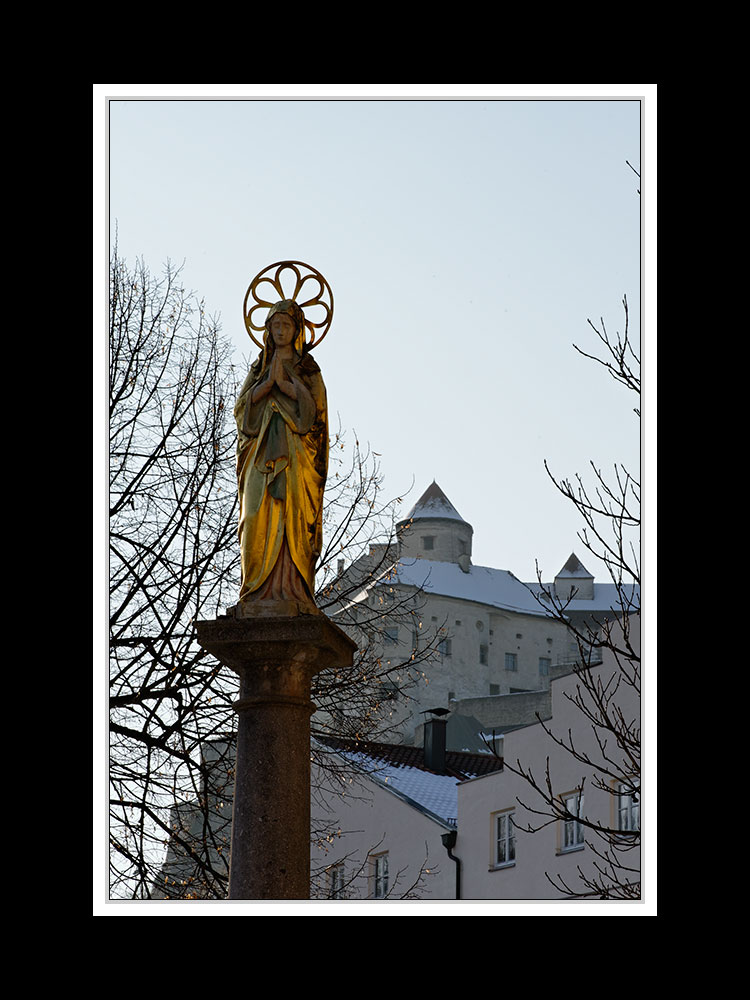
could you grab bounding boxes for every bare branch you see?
[515,291,642,900]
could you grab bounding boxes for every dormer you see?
[554,553,595,601]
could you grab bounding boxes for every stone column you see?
[194,609,356,900]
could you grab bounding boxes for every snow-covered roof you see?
[555,552,593,578]
[525,580,640,613]
[386,557,551,617]
[315,737,502,827]
[367,762,462,826]
[399,481,469,525]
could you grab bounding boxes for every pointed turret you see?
[401,480,466,523]
[397,482,473,570]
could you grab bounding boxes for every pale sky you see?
[101,85,653,587]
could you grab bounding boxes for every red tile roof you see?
[314,733,503,780]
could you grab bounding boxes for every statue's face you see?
[270,312,296,348]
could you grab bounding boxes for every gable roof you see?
[314,734,503,828]
[556,552,594,578]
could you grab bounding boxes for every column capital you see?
[194,611,356,676]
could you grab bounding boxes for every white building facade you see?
[310,730,503,901]
[310,616,640,901]
[456,618,641,900]
[311,484,641,901]
[326,481,630,750]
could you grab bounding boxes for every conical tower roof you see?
[399,481,469,525]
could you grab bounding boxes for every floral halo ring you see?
[243,260,334,351]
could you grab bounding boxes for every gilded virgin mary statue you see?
[233,263,332,614]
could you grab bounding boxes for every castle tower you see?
[396,481,473,572]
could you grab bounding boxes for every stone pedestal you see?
[194,610,356,900]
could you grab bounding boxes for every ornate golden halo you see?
[243,260,334,351]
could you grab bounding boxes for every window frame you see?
[438,637,452,657]
[383,626,399,646]
[491,809,516,869]
[559,790,585,853]
[328,861,346,899]
[615,778,640,834]
[504,652,517,672]
[371,852,389,899]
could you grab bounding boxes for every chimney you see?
[424,716,448,774]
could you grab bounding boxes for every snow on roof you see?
[399,481,469,525]
[366,760,461,826]
[563,582,640,611]
[525,580,640,612]
[315,737,502,827]
[556,553,593,578]
[388,557,551,617]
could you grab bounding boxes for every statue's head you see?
[265,299,305,354]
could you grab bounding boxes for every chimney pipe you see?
[424,716,447,774]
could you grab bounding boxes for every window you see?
[383,626,398,645]
[489,683,500,695]
[479,643,488,665]
[438,637,452,657]
[561,791,584,851]
[329,862,345,899]
[494,811,516,867]
[505,652,517,671]
[617,780,640,833]
[381,681,399,702]
[422,535,435,550]
[372,853,389,898]
[539,657,551,676]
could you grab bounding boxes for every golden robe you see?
[234,349,328,607]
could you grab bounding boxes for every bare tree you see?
[539,295,640,643]
[109,245,241,898]
[505,295,641,900]
[109,248,440,899]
